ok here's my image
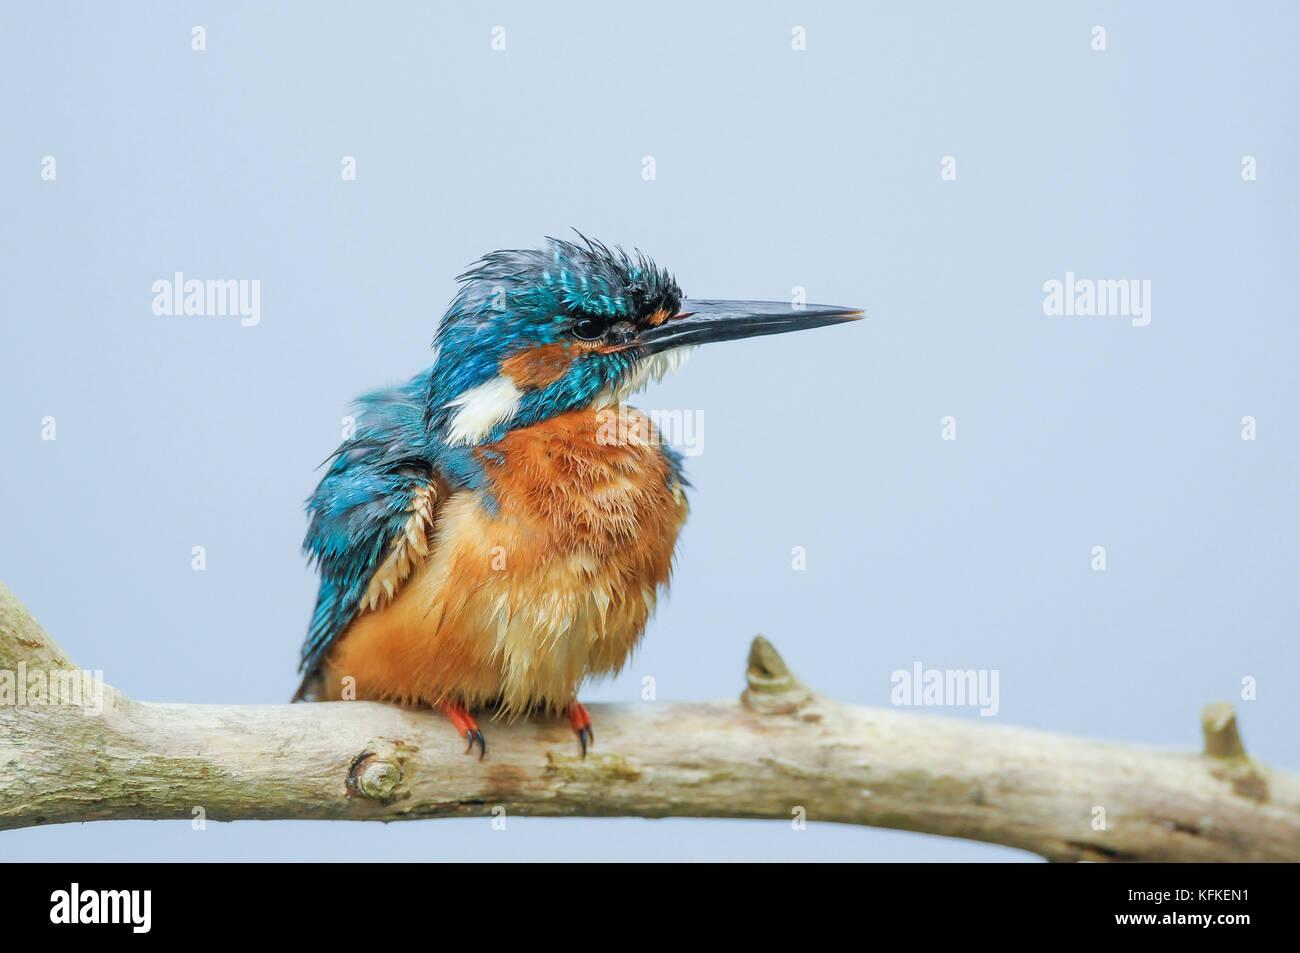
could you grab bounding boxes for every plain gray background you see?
[2,1,1296,861]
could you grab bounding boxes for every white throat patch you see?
[444,375,524,446]
[594,346,694,409]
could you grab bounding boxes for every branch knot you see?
[1201,702,1246,759]
[741,636,813,714]
[347,739,410,802]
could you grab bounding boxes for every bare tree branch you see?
[1,578,1295,860]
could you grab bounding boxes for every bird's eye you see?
[572,315,606,340]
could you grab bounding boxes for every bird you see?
[293,235,860,757]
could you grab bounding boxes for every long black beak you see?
[628,299,862,355]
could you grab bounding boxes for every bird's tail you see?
[290,669,323,703]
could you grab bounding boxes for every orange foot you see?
[438,700,486,759]
[567,700,594,758]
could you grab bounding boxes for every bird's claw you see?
[566,700,594,758]
[439,700,486,760]
[464,728,487,760]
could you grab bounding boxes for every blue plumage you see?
[299,374,435,680]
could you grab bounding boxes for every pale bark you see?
[1,578,1296,861]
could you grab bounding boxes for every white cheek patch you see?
[594,346,694,409]
[444,375,524,446]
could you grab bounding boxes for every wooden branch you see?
[1,578,1296,861]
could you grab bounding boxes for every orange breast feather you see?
[322,406,687,714]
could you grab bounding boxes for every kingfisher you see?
[293,236,859,757]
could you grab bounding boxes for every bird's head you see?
[427,236,860,445]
